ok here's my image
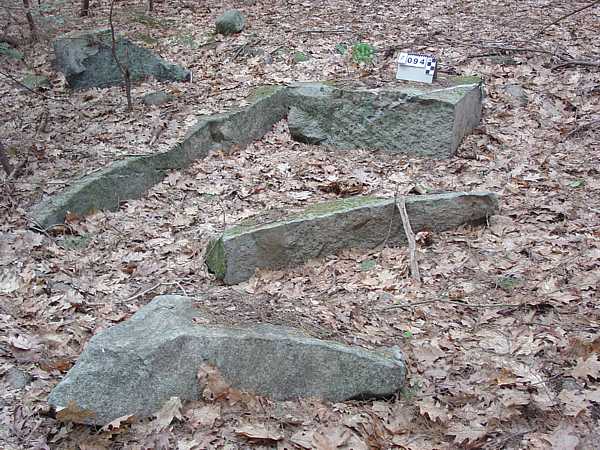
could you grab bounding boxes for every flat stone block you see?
[206,192,498,284]
[48,295,406,424]
[29,86,288,229]
[287,78,483,158]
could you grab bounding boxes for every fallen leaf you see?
[416,397,449,424]
[101,414,136,432]
[197,363,231,401]
[56,400,96,423]
[544,423,579,450]
[447,423,487,446]
[235,423,283,442]
[571,354,600,379]
[153,396,183,430]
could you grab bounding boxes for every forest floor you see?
[1,0,599,448]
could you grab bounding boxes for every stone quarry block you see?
[287,78,483,158]
[30,86,288,229]
[48,295,406,425]
[206,192,498,284]
[53,29,190,89]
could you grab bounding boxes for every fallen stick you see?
[396,196,421,283]
[534,0,600,36]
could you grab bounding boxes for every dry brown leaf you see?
[571,354,600,379]
[557,389,588,417]
[185,404,221,428]
[100,414,136,432]
[197,363,231,401]
[56,400,96,423]
[290,429,314,449]
[153,396,183,430]
[544,423,579,450]
[235,423,284,442]
[446,423,487,446]
[416,397,449,424]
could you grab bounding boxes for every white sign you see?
[396,52,437,84]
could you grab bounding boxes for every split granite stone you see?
[206,192,498,284]
[48,295,406,425]
[30,86,288,229]
[287,78,483,158]
[53,29,190,89]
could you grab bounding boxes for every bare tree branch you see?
[21,0,38,41]
[535,0,600,36]
[109,0,133,111]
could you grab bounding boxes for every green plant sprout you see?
[352,42,375,64]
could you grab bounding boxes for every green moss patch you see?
[205,238,226,279]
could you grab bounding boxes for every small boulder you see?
[5,367,33,390]
[21,74,50,90]
[142,91,174,106]
[216,10,245,35]
[53,29,191,90]
[503,83,528,107]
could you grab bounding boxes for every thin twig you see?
[109,0,133,111]
[381,298,522,311]
[298,28,352,34]
[534,0,600,36]
[122,281,181,302]
[552,59,600,70]
[563,118,600,139]
[396,196,421,283]
[0,69,65,102]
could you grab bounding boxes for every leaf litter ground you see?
[0,0,599,448]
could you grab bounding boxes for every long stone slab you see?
[30,86,288,229]
[205,192,498,284]
[287,77,482,158]
[48,295,406,425]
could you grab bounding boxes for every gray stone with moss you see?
[53,29,190,89]
[215,10,245,35]
[206,191,498,284]
[30,86,289,229]
[21,74,50,90]
[142,91,174,106]
[287,78,483,158]
[48,295,406,425]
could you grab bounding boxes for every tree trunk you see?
[80,0,90,17]
[22,0,38,41]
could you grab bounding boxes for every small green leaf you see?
[569,179,585,188]
[359,259,376,271]
[293,51,309,63]
[335,42,348,55]
[403,331,413,339]
[351,42,375,64]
